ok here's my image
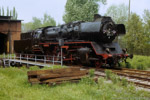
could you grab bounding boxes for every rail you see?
[96,68,150,89]
[1,53,62,67]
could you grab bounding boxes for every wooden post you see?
[8,31,12,54]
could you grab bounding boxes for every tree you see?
[7,7,9,16]
[31,17,42,30]
[143,9,150,33]
[22,13,56,32]
[143,10,150,55]
[105,4,128,49]
[2,7,4,16]
[0,8,2,16]
[10,10,12,17]
[105,4,128,24]
[22,22,33,33]
[63,0,106,23]
[12,7,17,19]
[124,13,148,55]
[143,9,150,23]
[42,13,56,27]
[0,7,18,19]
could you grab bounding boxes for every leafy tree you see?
[143,10,150,55]
[2,7,4,16]
[105,4,128,24]
[22,22,33,33]
[105,4,128,49]
[0,8,2,16]
[22,13,56,32]
[0,7,18,19]
[42,13,56,27]
[143,9,150,23]
[143,9,150,33]
[12,7,17,19]
[10,10,12,16]
[7,7,9,16]
[124,13,147,55]
[63,0,106,23]
[31,17,42,30]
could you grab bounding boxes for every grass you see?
[105,70,128,86]
[0,54,15,59]
[0,66,150,100]
[121,55,150,70]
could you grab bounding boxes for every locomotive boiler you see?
[14,14,132,67]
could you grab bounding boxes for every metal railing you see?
[1,53,62,67]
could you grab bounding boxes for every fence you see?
[1,53,62,67]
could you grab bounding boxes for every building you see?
[0,16,22,54]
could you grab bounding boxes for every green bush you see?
[121,55,150,70]
[29,66,41,70]
[98,77,105,85]
[125,62,132,68]
[105,70,129,86]
[105,70,112,79]
[110,74,120,84]
[80,76,96,85]
[105,70,120,84]
[89,69,95,77]
[121,78,128,87]
[97,77,105,89]
[136,63,147,70]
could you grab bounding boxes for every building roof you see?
[0,16,23,22]
[0,16,11,19]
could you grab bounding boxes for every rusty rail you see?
[94,68,150,89]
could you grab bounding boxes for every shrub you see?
[29,66,40,70]
[97,77,105,89]
[89,69,95,77]
[110,74,120,84]
[120,55,150,70]
[105,70,112,79]
[105,70,129,86]
[136,63,147,70]
[121,78,128,87]
[105,70,119,84]
[80,77,96,85]
[98,77,105,85]
[125,62,132,68]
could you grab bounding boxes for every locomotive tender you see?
[14,14,132,67]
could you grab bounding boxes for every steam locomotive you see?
[14,14,132,67]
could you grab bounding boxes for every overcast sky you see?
[1,0,150,24]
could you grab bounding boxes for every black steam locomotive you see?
[14,14,132,67]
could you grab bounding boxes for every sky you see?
[0,0,150,24]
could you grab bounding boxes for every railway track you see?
[94,68,150,89]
